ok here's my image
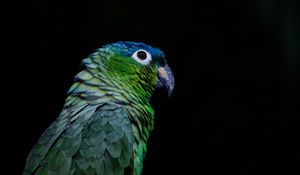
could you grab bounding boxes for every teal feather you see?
[23,105,133,175]
[22,41,174,175]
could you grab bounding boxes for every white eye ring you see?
[131,49,152,65]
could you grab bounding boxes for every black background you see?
[3,0,300,174]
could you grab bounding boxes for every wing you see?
[22,104,93,175]
[22,104,133,175]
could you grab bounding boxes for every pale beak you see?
[157,64,175,97]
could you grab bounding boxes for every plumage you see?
[23,41,174,175]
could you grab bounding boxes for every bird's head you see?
[82,41,174,99]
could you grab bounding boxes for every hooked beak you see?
[157,64,175,97]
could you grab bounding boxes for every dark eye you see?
[131,49,152,65]
[137,51,147,60]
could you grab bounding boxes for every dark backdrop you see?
[4,0,300,174]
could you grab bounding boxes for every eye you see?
[131,49,152,65]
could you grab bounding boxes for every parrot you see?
[22,41,174,175]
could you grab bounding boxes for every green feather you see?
[23,42,173,175]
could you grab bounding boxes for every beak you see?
[157,64,175,97]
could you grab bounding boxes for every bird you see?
[22,41,174,175]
